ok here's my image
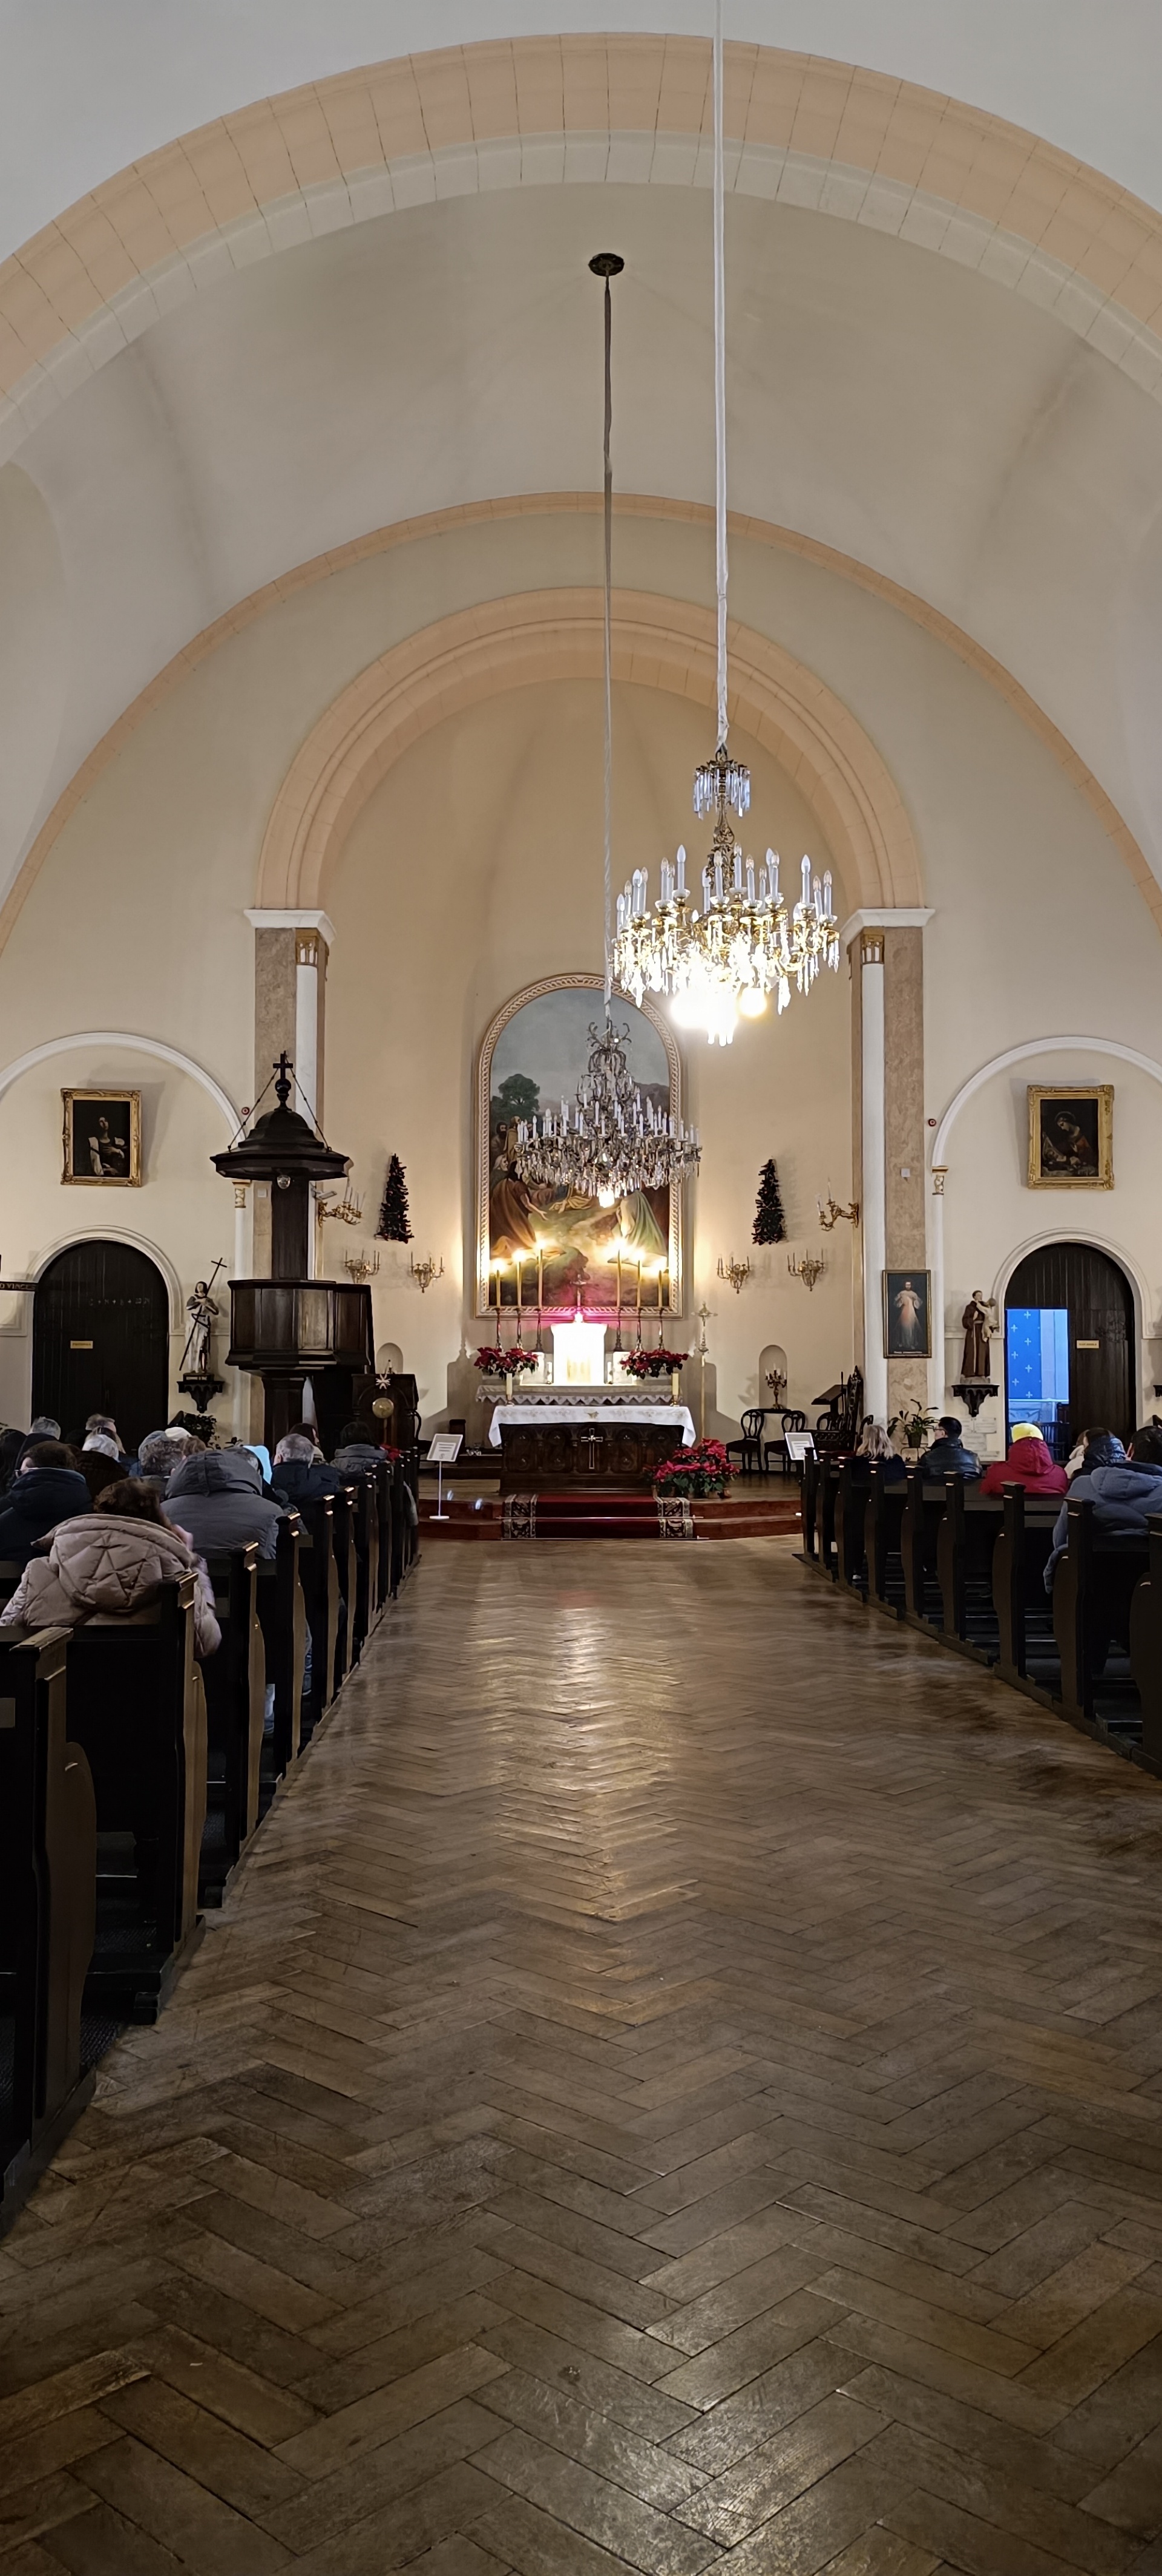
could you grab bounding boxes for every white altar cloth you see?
[488,1403,695,1448]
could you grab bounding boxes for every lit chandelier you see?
[516,1019,700,1206]
[512,251,701,1207]
[611,0,839,1045]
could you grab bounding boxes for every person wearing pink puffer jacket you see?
[0,1478,220,1657]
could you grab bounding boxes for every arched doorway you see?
[1004,1244,1135,1458]
[33,1242,169,1453]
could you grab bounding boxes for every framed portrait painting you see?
[884,1268,931,1359]
[1028,1085,1113,1188]
[475,975,684,1316]
[62,1090,141,1187]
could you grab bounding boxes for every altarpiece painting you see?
[476,977,684,1316]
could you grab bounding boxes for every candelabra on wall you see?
[344,1247,381,1285]
[818,1191,859,1230]
[788,1250,826,1291]
[409,1252,444,1294]
[717,1254,752,1294]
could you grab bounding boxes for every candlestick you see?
[635,1257,643,1349]
[536,1247,544,1351]
[615,1249,623,1352]
[514,1254,522,1322]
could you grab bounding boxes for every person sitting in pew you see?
[0,1426,26,1494]
[0,1440,91,1567]
[856,1423,907,1482]
[78,1431,129,1504]
[0,1477,220,1656]
[333,1418,387,1476]
[1044,1425,1162,1590]
[270,1431,345,1505]
[165,1444,283,1559]
[922,1415,981,1481]
[12,1414,63,1473]
[1063,1423,1124,1481]
[134,1427,205,1495]
[980,1424,1068,1498]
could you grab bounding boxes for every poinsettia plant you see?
[653,1438,740,1499]
[474,1345,538,1380]
[622,1347,689,1380]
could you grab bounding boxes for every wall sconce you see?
[717,1254,752,1294]
[788,1250,826,1291]
[409,1252,444,1294]
[317,1183,363,1228]
[818,1191,859,1230]
[344,1247,381,1284]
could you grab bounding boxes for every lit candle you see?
[514,1254,522,1322]
[635,1260,642,1311]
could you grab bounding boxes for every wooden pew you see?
[801,1452,819,1561]
[835,1459,870,1590]
[1052,1498,1149,1730]
[257,1512,306,1788]
[815,1455,842,1578]
[375,1460,393,1607]
[863,1464,907,1615]
[330,1485,357,1694]
[1129,1515,1162,1773]
[200,1542,264,1906]
[348,1475,373,1662]
[297,1499,340,1743]
[0,1630,97,2230]
[62,1577,206,2020]
[901,1468,947,1629]
[991,1487,1060,1686]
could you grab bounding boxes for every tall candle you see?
[514,1254,522,1320]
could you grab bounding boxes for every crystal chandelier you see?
[516,1019,700,1207]
[611,0,839,1045]
[512,252,701,1207]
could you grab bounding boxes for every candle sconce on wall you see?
[717,1254,752,1294]
[818,1191,859,1231]
[788,1250,826,1291]
[344,1247,381,1285]
[409,1252,444,1294]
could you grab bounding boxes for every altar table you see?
[489,1402,695,1494]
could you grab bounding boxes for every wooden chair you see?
[726,1409,767,1477]
[0,1629,97,2232]
[200,1542,265,1906]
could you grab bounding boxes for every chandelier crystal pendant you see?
[611,0,839,1045]
[516,1019,700,1207]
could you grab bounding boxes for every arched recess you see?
[993,1230,1149,1438]
[257,589,922,916]
[27,1225,186,1330]
[0,1031,240,1132]
[931,1035,1162,1167]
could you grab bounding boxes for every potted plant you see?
[623,1346,689,1403]
[652,1438,740,1500]
[474,1345,538,1404]
[888,1404,937,1458]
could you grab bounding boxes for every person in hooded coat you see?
[1046,1426,1162,1565]
[332,1419,387,1477]
[0,1440,91,1567]
[0,1476,220,1656]
[135,1429,204,1496]
[979,1426,1068,1498]
[165,1446,283,1560]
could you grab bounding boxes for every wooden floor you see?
[6,1539,1162,2573]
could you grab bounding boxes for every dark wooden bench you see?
[200,1542,265,1906]
[864,1464,907,1615]
[835,1459,870,1590]
[991,1486,1060,1685]
[1051,1498,1149,1734]
[0,1630,97,2231]
[375,1460,393,1607]
[297,1498,341,1743]
[1129,1514,1162,1774]
[257,1512,306,1788]
[901,1470,950,1629]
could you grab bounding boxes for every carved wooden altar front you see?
[498,1421,684,1494]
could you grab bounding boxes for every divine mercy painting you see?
[476,978,683,1314]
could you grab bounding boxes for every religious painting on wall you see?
[476,976,684,1316]
[62,1090,142,1187]
[1027,1085,1114,1188]
[883,1268,931,1358]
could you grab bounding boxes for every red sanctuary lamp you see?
[211,1053,373,1449]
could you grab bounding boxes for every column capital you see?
[841,906,934,955]
[245,908,335,950]
[859,928,885,966]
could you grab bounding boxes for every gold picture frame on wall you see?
[62,1090,142,1187]
[475,975,686,1318]
[1027,1085,1114,1189]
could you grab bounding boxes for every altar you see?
[489,1402,695,1495]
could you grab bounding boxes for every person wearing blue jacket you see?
[1044,1431,1162,1670]
[0,1441,90,1567]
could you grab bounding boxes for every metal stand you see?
[433,1459,450,1522]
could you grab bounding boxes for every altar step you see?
[418,1489,801,1542]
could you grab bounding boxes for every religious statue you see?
[960,1288,996,1382]
[180,1273,221,1378]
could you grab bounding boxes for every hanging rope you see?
[589,251,623,1015]
[714,0,728,749]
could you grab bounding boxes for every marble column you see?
[846,908,933,1432]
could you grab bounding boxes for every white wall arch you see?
[931,1035,1162,1170]
[0,1031,240,1131]
[30,1227,185,1332]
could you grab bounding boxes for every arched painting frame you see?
[475,974,686,1320]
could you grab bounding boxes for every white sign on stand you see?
[426,1431,462,1520]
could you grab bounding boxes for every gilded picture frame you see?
[475,975,686,1319]
[1027,1084,1114,1189]
[62,1089,142,1187]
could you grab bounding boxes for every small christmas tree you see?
[376,1154,413,1243]
[752,1158,787,1245]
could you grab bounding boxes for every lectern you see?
[212,1057,373,1449]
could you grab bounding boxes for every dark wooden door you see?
[33,1242,169,1454]
[1006,1243,1134,1449]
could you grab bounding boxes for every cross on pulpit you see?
[273,1051,294,1108]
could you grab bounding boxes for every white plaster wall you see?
[323,677,852,1440]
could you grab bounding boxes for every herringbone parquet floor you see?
[5,1539,1162,2574]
